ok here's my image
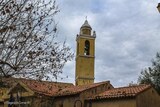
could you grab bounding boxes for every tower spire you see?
[80,19,92,35]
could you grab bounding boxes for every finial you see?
[85,16,87,20]
[93,30,96,37]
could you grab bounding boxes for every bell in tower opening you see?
[84,40,90,55]
[75,19,96,86]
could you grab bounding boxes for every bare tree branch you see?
[0,0,74,80]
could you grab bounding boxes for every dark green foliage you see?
[139,52,160,94]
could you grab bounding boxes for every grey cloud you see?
[54,0,160,87]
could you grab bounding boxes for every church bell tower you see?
[75,20,96,86]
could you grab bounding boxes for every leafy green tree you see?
[138,52,160,93]
[0,0,73,80]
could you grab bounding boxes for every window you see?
[84,40,90,55]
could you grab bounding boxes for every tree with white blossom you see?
[0,0,74,80]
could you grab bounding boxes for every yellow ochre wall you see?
[76,37,95,56]
[75,36,95,86]
[85,99,136,107]
[136,87,160,107]
[54,82,113,107]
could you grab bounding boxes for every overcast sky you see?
[53,0,160,87]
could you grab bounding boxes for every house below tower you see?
[0,77,160,107]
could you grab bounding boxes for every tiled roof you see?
[54,81,110,97]
[1,77,74,96]
[20,79,74,96]
[88,84,151,100]
[1,78,111,97]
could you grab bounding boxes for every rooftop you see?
[87,84,151,100]
[1,77,111,97]
[1,77,74,96]
[55,81,111,97]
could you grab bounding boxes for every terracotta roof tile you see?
[20,79,74,96]
[1,78,111,97]
[1,77,74,96]
[88,84,151,100]
[55,81,110,96]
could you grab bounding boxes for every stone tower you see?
[75,20,96,86]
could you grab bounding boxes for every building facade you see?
[0,78,113,107]
[75,20,96,86]
[85,85,160,107]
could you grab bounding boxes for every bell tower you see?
[75,20,96,86]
